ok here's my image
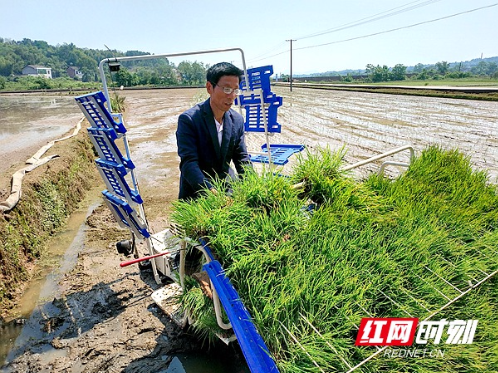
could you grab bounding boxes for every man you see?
[176,62,251,200]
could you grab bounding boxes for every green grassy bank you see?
[0,131,98,315]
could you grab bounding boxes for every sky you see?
[1,0,497,76]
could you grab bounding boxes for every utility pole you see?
[286,39,296,92]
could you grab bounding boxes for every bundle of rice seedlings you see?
[171,145,498,372]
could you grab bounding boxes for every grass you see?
[110,92,126,113]
[0,76,101,92]
[172,145,498,372]
[0,133,97,312]
[357,77,498,87]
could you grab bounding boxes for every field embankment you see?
[0,130,98,316]
[274,82,498,101]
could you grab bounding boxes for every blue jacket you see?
[176,98,251,200]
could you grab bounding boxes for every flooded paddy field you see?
[1,87,497,372]
[0,93,83,177]
[2,87,496,188]
[119,87,498,192]
[275,87,497,180]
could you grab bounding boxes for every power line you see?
[249,0,441,64]
[248,48,288,64]
[250,41,288,61]
[297,0,442,40]
[294,3,498,52]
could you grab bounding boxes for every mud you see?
[1,87,497,372]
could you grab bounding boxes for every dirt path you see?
[2,87,497,372]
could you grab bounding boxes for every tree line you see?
[0,37,207,89]
[1,37,497,90]
[360,59,498,83]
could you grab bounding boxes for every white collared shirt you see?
[215,118,223,146]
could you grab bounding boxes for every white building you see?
[22,65,52,79]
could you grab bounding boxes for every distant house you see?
[22,65,52,79]
[67,66,83,80]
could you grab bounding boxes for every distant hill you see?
[2,37,496,81]
[0,37,177,81]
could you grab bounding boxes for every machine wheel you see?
[116,240,133,256]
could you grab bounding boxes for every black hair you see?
[206,62,243,86]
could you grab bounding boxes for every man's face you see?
[207,75,240,114]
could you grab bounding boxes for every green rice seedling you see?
[178,277,222,344]
[171,145,498,373]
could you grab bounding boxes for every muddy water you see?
[1,186,102,365]
[0,93,83,176]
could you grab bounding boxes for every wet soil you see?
[2,201,248,372]
[1,87,497,372]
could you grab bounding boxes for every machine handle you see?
[119,251,171,267]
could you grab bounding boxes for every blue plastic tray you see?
[87,127,135,170]
[75,91,127,134]
[102,190,150,239]
[251,144,305,165]
[240,65,274,94]
[242,95,283,133]
[95,159,143,206]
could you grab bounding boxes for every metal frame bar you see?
[342,145,414,172]
[177,238,233,331]
[98,47,250,113]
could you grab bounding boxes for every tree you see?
[413,63,425,73]
[156,64,178,85]
[114,68,133,87]
[34,76,52,89]
[366,64,390,82]
[177,61,206,85]
[391,64,407,81]
[435,61,449,75]
[0,55,14,76]
[471,61,488,76]
[485,62,498,76]
[416,68,431,80]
